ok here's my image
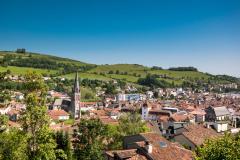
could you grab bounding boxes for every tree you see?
[108,70,114,74]
[6,69,11,75]
[73,118,108,160]
[138,74,172,89]
[55,149,68,160]
[55,131,72,160]
[0,91,11,104]
[84,92,94,100]
[0,115,8,132]
[23,71,48,95]
[118,80,126,90]
[16,48,26,53]
[168,66,198,71]
[0,71,9,80]
[21,93,56,160]
[20,72,56,159]
[107,112,149,150]
[196,133,240,160]
[118,112,149,136]
[0,72,57,160]
[106,124,122,150]
[0,128,28,160]
[151,66,163,70]
[104,83,117,95]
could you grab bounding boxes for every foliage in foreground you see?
[0,72,70,160]
[73,118,108,160]
[107,112,149,150]
[72,113,149,159]
[196,133,240,160]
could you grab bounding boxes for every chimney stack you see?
[145,141,153,153]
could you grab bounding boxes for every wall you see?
[174,134,196,150]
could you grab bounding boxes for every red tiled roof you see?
[7,109,20,115]
[182,124,219,146]
[170,113,189,122]
[8,121,21,128]
[139,132,193,160]
[48,109,69,120]
[190,109,206,115]
[90,110,107,117]
[157,115,169,122]
[106,149,147,160]
[99,116,118,125]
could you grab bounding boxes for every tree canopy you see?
[73,118,108,160]
[196,132,240,160]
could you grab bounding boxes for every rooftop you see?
[182,124,219,146]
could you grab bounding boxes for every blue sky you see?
[0,0,240,76]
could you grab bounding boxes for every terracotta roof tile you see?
[182,124,219,146]
[48,109,69,120]
[139,133,193,160]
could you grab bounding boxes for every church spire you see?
[73,72,80,93]
[71,72,81,119]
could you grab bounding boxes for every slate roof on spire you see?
[73,72,80,93]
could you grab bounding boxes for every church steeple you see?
[73,72,80,93]
[71,72,81,119]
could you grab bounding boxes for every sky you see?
[0,0,240,77]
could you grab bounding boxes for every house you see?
[189,109,206,123]
[80,102,97,112]
[15,93,24,101]
[105,132,193,160]
[51,99,63,110]
[141,102,171,121]
[169,112,195,123]
[205,106,230,122]
[49,98,71,111]
[7,108,20,121]
[148,110,172,121]
[0,106,11,114]
[48,109,70,121]
[117,93,145,102]
[146,91,154,99]
[162,107,179,114]
[211,121,228,133]
[48,90,70,99]
[163,112,195,138]
[174,124,219,150]
[205,106,230,132]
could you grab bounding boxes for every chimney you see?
[113,152,120,160]
[204,122,210,128]
[145,141,153,153]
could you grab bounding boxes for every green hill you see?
[0,51,89,66]
[0,50,239,87]
[0,50,95,76]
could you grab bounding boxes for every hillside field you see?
[0,50,238,86]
